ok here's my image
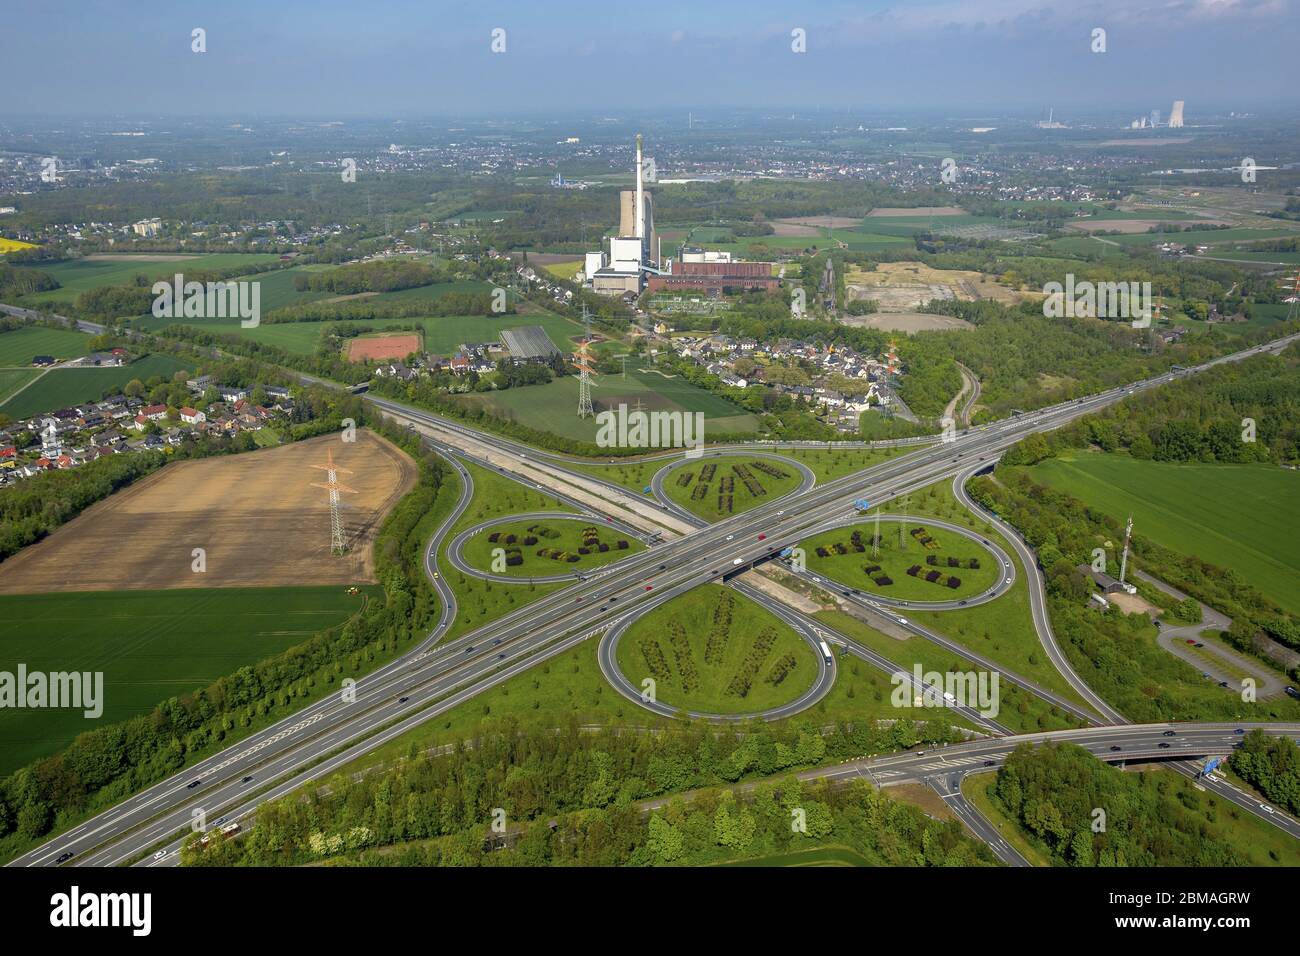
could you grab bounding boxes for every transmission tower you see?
[1281,274,1300,322]
[574,305,597,418]
[872,509,881,559]
[311,449,358,556]
[1118,515,1133,588]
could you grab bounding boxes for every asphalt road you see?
[12,327,1299,868]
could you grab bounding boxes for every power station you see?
[584,133,662,296]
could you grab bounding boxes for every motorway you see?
[8,321,1298,868]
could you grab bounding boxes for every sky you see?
[5,0,1296,117]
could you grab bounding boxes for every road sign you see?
[854,498,870,511]
[1203,756,1222,775]
[779,546,794,558]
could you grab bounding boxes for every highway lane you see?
[19,330,1300,866]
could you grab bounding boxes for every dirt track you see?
[0,430,416,594]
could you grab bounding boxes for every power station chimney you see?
[634,133,645,242]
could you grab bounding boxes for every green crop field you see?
[800,520,999,602]
[0,368,40,406]
[616,584,817,715]
[0,326,91,365]
[1109,227,1300,248]
[13,254,284,307]
[1022,453,1300,615]
[459,516,643,579]
[663,455,802,522]
[0,353,190,420]
[464,358,760,441]
[0,585,374,774]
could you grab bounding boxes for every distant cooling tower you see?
[1168,101,1185,128]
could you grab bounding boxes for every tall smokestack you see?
[634,133,644,242]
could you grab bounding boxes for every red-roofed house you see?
[180,407,206,425]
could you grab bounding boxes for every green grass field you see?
[0,326,91,365]
[0,368,41,407]
[0,354,190,420]
[0,585,374,775]
[460,516,644,579]
[800,520,998,602]
[13,254,284,307]
[663,455,802,522]
[616,584,817,715]
[465,359,760,441]
[1022,453,1300,615]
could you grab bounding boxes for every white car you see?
[732,558,743,565]
[726,535,734,541]
[1005,577,1012,584]
[898,617,909,626]
[1260,804,1276,814]
[153,850,167,861]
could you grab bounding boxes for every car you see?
[241,776,254,784]
[56,852,74,864]
[214,817,227,826]
[776,510,785,516]
[914,750,927,756]
[1194,642,1204,648]
[1153,620,1161,627]
[153,850,168,861]
[645,585,653,591]
[186,779,201,789]
[1260,804,1276,814]
[757,533,766,541]
[399,696,409,703]
[1109,746,1122,752]
[432,572,439,579]
[1004,577,1011,585]
[1219,681,1229,688]
[897,617,909,626]
[599,605,608,611]
[725,534,734,541]
[983,760,996,767]
[1157,742,1171,749]
[958,599,968,606]
[1202,672,1210,678]
[575,597,583,603]
[610,596,619,602]
[1233,728,1245,735]
[1162,730,1176,737]
[497,653,506,660]
[1185,638,1196,645]
[658,564,666,571]
[465,646,474,653]
[493,638,501,646]
[732,558,743,565]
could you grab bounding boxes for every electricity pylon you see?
[311,449,358,555]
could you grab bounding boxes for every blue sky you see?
[5,0,1296,116]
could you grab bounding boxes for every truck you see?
[818,640,834,666]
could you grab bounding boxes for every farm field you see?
[0,368,40,405]
[347,332,422,362]
[12,254,284,307]
[0,237,38,253]
[800,519,998,602]
[463,359,760,441]
[0,325,91,365]
[616,584,818,715]
[0,585,375,775]
[0,430,417,594]
[663,455,802,522]
[0,353,189,420]
[459,516,643,578]
[1021,454,1300,616]
[1109,227,1300,249]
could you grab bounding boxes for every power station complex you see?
[582,134,777,298]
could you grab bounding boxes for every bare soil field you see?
[347,333,422,362]
[0,430,416,594]
[771,222,821,237]
[1067,218,1230,234]
[866,206,965,217]
[323,291,380,304]
[839,312,975,333]
[844,261,1038,314]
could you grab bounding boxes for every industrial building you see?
[500,326,561,364]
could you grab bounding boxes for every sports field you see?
[1023,454,1300,615]
[800,520,998,601]
[347,332,422,362]
[616,584,817,714]
[0,430,417,594]
[0,326,91,365]
[0,354,189,420]
[663,456,802,522]
[459,516,643,578]
[0,585,374,774]
[465,359,760,441]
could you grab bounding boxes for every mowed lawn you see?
[0,354,189,419]
[467,360,760,441]
[1023,454,1300,615]
[0,585,374,774]
[0,326,91,365]
[615,584,817,715]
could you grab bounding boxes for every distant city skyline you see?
[3,0,1296,117]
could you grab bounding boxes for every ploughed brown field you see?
[0,430,417,594]
[347,333,422,362]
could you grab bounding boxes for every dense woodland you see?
[993,742,1256,866]
[181,719,991,868]
[1229,730,1300,816]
